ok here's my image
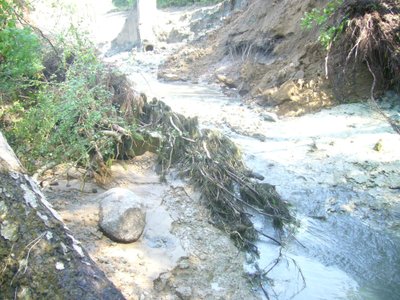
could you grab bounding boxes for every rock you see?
[251,133,266,142]
[177,257,190,270]
[175,286,192,300]
[216,74,236,88]
[161,73,183,82]
[154,272,171,292]
[261,112,279,122]
[167,28,191,43]
[66,167,86,179]
[98,188,146,243]
[373,139,383,152]
[262,81,301,105]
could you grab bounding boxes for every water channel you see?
[107,50,400,300]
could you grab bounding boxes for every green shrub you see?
[9,35,140,173]
[301,0,346,49]
[0,3,146,175]
[0,27,43,94]
[112,0,136,9]
[0,0,18,28]
[0,1,43,100]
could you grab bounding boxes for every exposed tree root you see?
[248,246,306,300]
[329,0,399,100]
[366,59,400,134]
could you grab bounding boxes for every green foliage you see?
[0,0,43,100]
[0,3,144,175]
[301,0,347,49]
[112,0,222,9]
[7,33,139,173]
[0,0,19,28]
[0,27,43,94]
[301,0,343,29]
[157,0,222,8]
[112,0,136,9]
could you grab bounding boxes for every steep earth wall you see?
[159,0,373,116]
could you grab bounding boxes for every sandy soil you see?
[42,153,257,300]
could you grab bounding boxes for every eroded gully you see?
[103,47,400,300]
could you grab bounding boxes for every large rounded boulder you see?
[97,188,146,243]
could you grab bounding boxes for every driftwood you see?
[0,132,124,299]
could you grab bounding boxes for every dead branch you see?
[100,130,123,143]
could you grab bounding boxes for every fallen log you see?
[0,132,124,299]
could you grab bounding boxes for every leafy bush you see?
[3,25,143,175]
[0,1,43,100]
[0,0,18,28]
[0,2,146,176]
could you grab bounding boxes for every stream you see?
[106,49,400,300]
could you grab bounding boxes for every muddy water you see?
[110,50,400,299]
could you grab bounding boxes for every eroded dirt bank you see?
[159,0,377,116]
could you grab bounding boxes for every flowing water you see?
[108,50,400,300]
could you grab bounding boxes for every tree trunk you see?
[110,0,157,53]
[137,0,157,51]
[111,6,141,53]
[0,132,125,299]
